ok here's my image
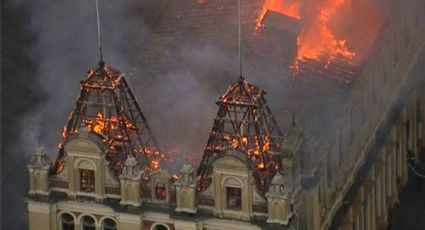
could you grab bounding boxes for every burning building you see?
[25,0,425,230]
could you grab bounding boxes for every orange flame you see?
[256,0,356,63]
[256,0,301,31]
[241,136,249,146]
[297,0,355,61]
[151,160,160,170]
[232,138,239,149]
[93,112,105,134]
[258,161,265,170]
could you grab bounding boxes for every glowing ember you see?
[151,160,160,170]
[256,0,356,63]
[232,138,239,149]
[258,161,265,170]
[93,113,105,134]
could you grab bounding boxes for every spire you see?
[197,78,284,192]
[53,64,161,176]
[95,0,104,66]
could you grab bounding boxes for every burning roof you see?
[197,76,284,192]
[53,63,161,176]
[136,1,366,129]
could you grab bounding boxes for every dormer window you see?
[155,183,166,200]
[226,187,242,210]
[80,169,95,192]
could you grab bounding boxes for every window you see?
[82,216,96,230]
[396,137,401,178]
[349,110,354,145]
[338,129,344,167]
[417,100,423,140]
[103,218,117,230]
[361,94,366,126]
[153,224,169,230]
[406,119,411,149]
[226,187,242,210]
[327,154,333,185]
[80,169,95,192]
[61,213,74,230]
[375,175,381,217]
[372,77,377,106]
[155,184,166,200]
[417,100,422,123]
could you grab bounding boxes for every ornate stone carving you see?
[175,162,197,213]
[27,145,51,196]
[266,173,292,225]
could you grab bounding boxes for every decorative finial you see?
[237,0,243,79]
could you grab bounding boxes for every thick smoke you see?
[16,0,152,157]
[3,0,151,228]
[2,0,392,229]
[131,44,238,167]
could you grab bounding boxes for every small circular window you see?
[152,223,169,230]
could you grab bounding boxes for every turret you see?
[28,145,51,196]
[175,161,197,213]
[119,156,142,206]
[266,173,292,225]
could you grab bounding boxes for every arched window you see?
[155,183,166,200]
[152,223,169,230]
[82,216,96,230]
[80,169,95,192]
[102,218,117,230]
[61,213,74,230]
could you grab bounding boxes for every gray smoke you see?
[3,0,151,228]
[11,0,152,157]
[2,0,392,229]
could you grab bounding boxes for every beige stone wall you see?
[318,0,425,229]
[27,201,54,230]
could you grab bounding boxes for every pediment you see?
[214,156,247,172]
[65,138,102,157]
[149,168,171,180]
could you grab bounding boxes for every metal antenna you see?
[95,0,104,66]
[238,0,243,80]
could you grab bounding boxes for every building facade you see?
[26,0,425,230]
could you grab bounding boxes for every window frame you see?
[79,168,95,193]
[225,186,242,210]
